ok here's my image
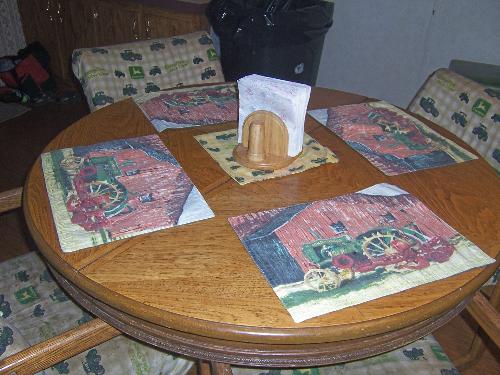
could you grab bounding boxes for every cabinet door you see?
[58,0,97,49]
[93,0,142,46]
[55,0,98,82]
[142,8,208,40]
[17,0,65,80]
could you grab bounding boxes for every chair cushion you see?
[0,252,193,375]
[408,68,500,174]
[72,31,225,112]
[0,321,29,359]
[232,335,459,375]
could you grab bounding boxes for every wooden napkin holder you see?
[233,110,300,170]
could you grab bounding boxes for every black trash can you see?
[207,0,334,85]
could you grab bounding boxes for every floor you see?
[0,98,498,374]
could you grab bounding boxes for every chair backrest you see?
[0,187,121,374]
[0,247,190,374]
[408,68,500,174]
[449,59,500,89]
[72,30,225,112]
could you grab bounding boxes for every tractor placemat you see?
[228,183,494,322]
[308,101,477,176]
[134,83,238,132]
[41,135,214,252]
[195,130,339,185]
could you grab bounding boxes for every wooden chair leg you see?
[0,318,120,375]
[467,290,500,347]
[0,187,23,213]
[456,280,500,369]
[198,360,212,375]
[197,360,233,375]
[210,361,233,375]
[455,331,486,369]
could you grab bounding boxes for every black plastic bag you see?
[207,0,334,84]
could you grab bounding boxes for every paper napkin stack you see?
[237,74,311,157]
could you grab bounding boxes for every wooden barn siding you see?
[243,234,305,288]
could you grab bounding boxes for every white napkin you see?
[237,74,311,157]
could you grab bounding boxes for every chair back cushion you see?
[408,68,500,174]
[0,252,193,374]
[72,31,224,112]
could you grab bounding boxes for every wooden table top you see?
[24,87,500,366]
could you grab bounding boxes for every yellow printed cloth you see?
[195,130,338,185]
[72,31,224,112]
[408,68,500,173]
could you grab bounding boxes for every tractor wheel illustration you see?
[59,156,84,174]
[360,229,410,259]
[87,181,125,210]
[304,268,341,292]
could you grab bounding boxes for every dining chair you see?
[408,65,500,370]
[72,30,225,112]
[0,187,193,375]
[407,67,500,174]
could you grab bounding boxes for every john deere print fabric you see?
[408,68,500,174]
[72,31,224,112]
[0,252,193,375]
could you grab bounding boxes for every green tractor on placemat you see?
[301,224,454,292]
[62,156,129,232]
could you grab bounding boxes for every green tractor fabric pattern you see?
[408,68,500,174]
[0,252,193,375]
[72,31,224,112]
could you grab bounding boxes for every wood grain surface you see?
[23,89,500,365]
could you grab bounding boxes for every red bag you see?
[15,54,51,87]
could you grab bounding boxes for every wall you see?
[0,0,26,56]
[316,0,500,107]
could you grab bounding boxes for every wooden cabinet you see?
[58,0,98,48]
[92,0,143,45]
[142,7,206,39]
[17,0,209,86]
[18,0,66,79]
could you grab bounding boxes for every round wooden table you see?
[24,88,500,373]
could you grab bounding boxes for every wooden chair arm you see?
[0,187,23,214]
[0,318,120,375]
[466,286,500,348]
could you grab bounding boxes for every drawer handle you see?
[132,18,139,40]
[145,18,151,39]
